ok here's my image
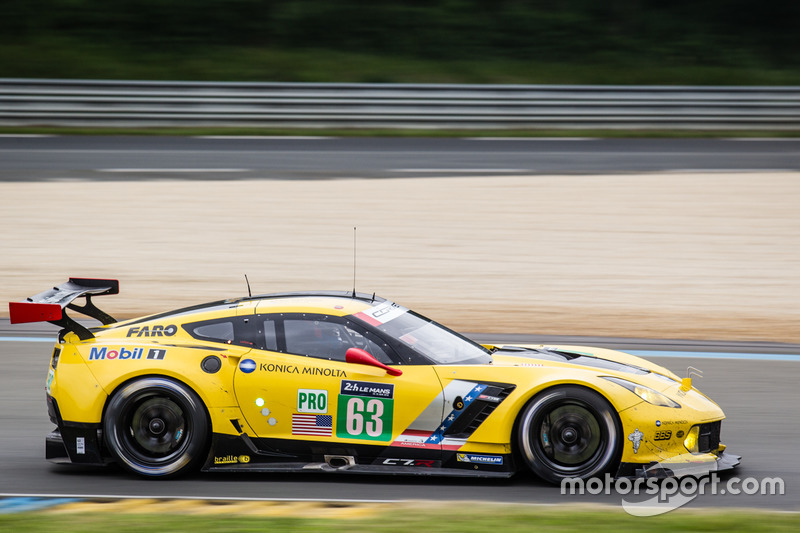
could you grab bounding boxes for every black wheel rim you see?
[534,400,606,472]
[119,392,190,464]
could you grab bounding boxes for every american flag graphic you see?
[292,414,333,436]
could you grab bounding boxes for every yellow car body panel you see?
[46,342,107,424]
[11,280,738,481]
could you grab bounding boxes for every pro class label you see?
[297,389,328,413]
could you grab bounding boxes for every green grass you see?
[1,506,799,532]
[3,38,800,85]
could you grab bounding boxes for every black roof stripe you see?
[114,291,385,327]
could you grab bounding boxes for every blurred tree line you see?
[1,0,798,80]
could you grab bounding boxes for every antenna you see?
[352,226,357,298]
[244,274,252,298]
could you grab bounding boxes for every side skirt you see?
[205,461,513,478]
[202,432,515,479]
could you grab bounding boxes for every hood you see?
[491,344,682,387]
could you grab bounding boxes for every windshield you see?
[354,302,492,365]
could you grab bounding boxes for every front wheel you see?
[517,386,621,484]
[103,377,209,478]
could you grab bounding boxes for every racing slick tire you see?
[103,377,209,478]
[517,386,621,484]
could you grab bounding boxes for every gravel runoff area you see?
[1,172,798,343]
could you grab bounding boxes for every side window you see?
[342,324,393,364]
[183,317,254,347]
[262,319,278,351]
[193,321,234,342]
[281,316,395,363]
[285,319,349,360]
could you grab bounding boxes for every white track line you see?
[466,137,596,141]
[661,168,797,173]
[388,168,529,173]
[0,134,54,138]
[727,138,800,141]
[97,168,250,173]
[196,136,333,140]
[0,492,400,503]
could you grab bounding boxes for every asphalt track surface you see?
[1,322,798,511]
[1,136,798,511]
[0,136,799,180]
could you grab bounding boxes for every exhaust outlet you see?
[324,455,355,468]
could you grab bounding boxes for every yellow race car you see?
[9,278,739,483]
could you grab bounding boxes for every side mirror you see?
[345,347,403,376]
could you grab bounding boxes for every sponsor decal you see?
[337,380,395,442]
[76,437,85,455]
[661,420,688,425]
[654,430,672,441]
[146,348,166,360]
[456,453,503,465]
[213,455,251,465]
[239,359,257,373]
[297,389,328,413]
[258,363,347,377]
[88,347,165,361]
[676,430,685,439]
[127,325,178,337]
[392,381,487,450]
[477,394,503,403]
[656,420,662,427]
[352,301,408,327]
[381,458,436,467]
[628,429,644,454]
[340,379,394,399]
[292,414,333,437]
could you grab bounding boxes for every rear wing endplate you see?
[9,278,119,340]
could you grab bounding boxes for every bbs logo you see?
[654,430,672,441]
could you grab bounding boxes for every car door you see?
[232,313,445,460]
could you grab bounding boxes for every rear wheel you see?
[103,377,208,478]
[517,386,621,484]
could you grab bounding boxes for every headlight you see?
[602,377,681,408]
[683,425,700,453]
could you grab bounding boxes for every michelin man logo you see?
[628,428,644,454]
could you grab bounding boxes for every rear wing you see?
[9,278,119,340]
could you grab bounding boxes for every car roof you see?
[119,291,386,327]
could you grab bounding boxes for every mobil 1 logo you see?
[336,380,394,442]
[297,389,328,413]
